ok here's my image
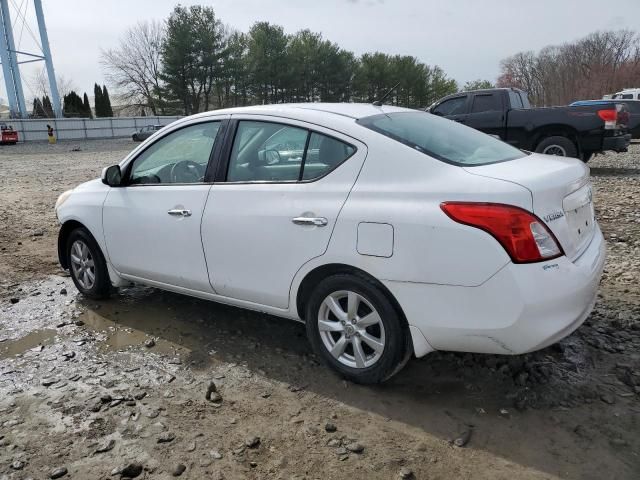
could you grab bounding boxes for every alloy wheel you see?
[70,239,96,290]
[542,144,567,156]
[317,290,386,369]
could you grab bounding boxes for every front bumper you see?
[385,224,606,357]
[603,133,631,152]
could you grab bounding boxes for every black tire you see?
[305,273,410,384]
[535,136,578,158]
[66,227,111,299]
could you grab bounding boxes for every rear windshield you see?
[357,112,526,166]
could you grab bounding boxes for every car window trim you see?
[214,117,358,185]
[121,118,227,187]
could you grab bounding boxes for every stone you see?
[11,460,25,470]
[49,467,68,479]
[157,432,176,443]
[60,288,67,295]
[42,378,58,387]
[144,338,155,348]
[245,436,261,448]
[95,439,115,453]
[119,463,143,478]
[398,467,414,479]
[210,450,223,459]
[325,422,337,433]
[172,464,186,476]
[600,394,615,405]
[453,429,472,447]
[9,298,19,304]
[345,442,364,453]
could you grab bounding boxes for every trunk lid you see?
[464,153,594,260]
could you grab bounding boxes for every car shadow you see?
[76,285,634,480]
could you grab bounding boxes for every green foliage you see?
[117,5,460,113]
[463,79,494,91]
[83,93,93,119]
[63,91,91,118]
[94,83,114,117]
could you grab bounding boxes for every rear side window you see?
[432,96,467,116]
[508,90,524,109]
[226,120,355,182]
[359,112,526,166]
[471,94,501,113]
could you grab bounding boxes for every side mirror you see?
[101,165,122,187]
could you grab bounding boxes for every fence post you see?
[53,118,58,142]
[110,117,114,138]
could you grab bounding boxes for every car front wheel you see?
[67,228,111,299]
[305,273,410,384]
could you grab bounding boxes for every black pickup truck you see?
[428,88,631,162]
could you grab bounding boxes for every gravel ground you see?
[0,139,639,480]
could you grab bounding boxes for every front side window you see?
[226,120,355,182]
[359,112,526,166]
[432,96,467,116]
[471,94,501,113]
[129,122,221,184]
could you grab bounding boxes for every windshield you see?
[357,112,526,166]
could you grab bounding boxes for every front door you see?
[201,117,367,309]
[103,120,224,292]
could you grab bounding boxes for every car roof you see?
[188,103,414,121]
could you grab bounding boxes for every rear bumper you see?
[385,224,606,357]
[602,133,631,152]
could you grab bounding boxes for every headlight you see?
[55,190,73,211]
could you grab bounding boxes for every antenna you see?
[372,82,400,106]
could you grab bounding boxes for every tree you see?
[63,91,89,117]
[102,85,114,116]
[83,92,93,118]
[161,5,227,114]
[101,20,166,114]
[463,79,494,91]
[94,83,104,116]
[245,22,289,104]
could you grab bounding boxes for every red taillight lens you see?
[440,202,563,263]
[597,108,617,129]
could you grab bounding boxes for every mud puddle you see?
[0,328,57,359]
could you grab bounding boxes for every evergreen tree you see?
[63,91,90,117]
[94,83,103,116]
[102,85,114,117]
[83,92,93,118]
[32,98,45,117]
[42,96,53,117]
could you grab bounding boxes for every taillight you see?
[440,202,563,263]
[597,108,617,129]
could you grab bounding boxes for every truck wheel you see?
[535,136,578,158]
[581,152,593,163]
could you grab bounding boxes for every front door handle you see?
[167,209,192,217]
[292,216,328,227]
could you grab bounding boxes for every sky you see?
[1,0,639,105]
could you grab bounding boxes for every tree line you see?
[31,83,114,118]
[497,30,640,106]
[101,5,459,115]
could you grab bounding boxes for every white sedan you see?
[55,103,606,383]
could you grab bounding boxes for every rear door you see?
[201,116,367,309]
[465,92,505,138]
[431,95,470,125]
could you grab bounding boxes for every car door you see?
[103,118,226,292]
[465,92,505,138]
[201,116,367,309]
[431,95,470,124]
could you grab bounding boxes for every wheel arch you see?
[532,124,580,151]
[58,220,99,269]
[295,263,409,329]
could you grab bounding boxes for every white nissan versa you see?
[55,103,606,383]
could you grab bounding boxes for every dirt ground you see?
[0,139,639,480]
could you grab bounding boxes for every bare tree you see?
[101,20,165,114]
[498,30,640,106]
[31,68,77,98]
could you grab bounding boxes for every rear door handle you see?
[167,209,192,217]
[292,216,328,227]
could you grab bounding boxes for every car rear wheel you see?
[67,228,111,299]
[535,136,578,158]
[305,273,410,384]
